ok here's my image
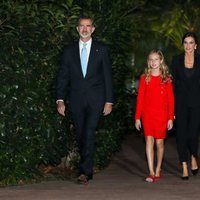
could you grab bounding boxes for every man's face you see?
[76,19,95,40]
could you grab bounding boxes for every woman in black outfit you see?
[171,32,200,180]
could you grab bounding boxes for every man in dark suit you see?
[56,17,113,184]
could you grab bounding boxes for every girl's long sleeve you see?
[166,81,174,120]
[134,75,145,120]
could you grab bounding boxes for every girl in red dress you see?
[135,50,174,182]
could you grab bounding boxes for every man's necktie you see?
[81,43,87,77]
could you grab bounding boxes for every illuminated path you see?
[1,133,200,200]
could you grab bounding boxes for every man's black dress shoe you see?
[181,176,189,180]
[77,174,89,185]
[191,168,199,176]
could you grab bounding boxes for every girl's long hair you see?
[144,49,172,83]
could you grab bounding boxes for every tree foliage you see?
[0,0,80,185]
[151,0,200,51]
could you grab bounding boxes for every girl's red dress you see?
[135,75,174,139]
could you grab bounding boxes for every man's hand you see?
[103,103,112,116]
[57,101,65,116]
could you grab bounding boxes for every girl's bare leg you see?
[145,136,155,176]
[155,139,164,177]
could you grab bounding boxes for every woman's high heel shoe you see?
[191,168,199,176]
[181,176,189,180]
[181,162,189,180]
[191,155,198,175]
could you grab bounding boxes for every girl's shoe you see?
[154,169,161,181]
[145,175,155,182]
[154,175,161,181]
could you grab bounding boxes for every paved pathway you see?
[1,133,200,200]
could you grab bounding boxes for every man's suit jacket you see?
[56,40,113,112]
[171,52,200,108]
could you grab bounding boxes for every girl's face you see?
[183,36,197,53]
[148,53,162,69]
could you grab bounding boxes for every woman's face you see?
[183,36,197,53]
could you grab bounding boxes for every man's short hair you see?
[77,17,94,26]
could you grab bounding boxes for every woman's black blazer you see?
[171,52,200,108]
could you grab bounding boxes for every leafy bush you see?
[0,1,80,185]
